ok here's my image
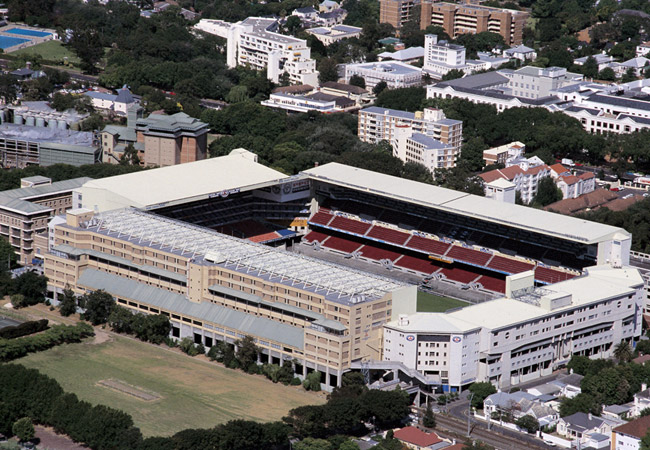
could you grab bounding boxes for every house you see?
[636,42,650,58]
[306,25,362,46]
[602,404,633,421]
[393,426,444,450]
[632,383,650,417]
[504,45,537,62]
[483,391,559,426]
[574,53,614,72]
[10,64,45,81]
[556,412,619,440]
[526,382,561,398]
[319,0,340,12]
[552,373,584,399]
[317,9,347,26]
[482,141,525,166]
[320,81,372,106]
[612,414,650,449]
[292,6,319,21]
[479,163,551,204]
[612,57,650,77]
[85,85,138,116]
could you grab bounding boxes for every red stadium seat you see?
[446,246,492,266]
[366,225,411,245]
[487,255,534,274]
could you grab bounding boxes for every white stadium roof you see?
[78,149,289,212]
[303,163,629,245]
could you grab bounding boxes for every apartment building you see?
[44,207,415,389]
[482,141,525,166]
[383,266,645,390]
[479,163,550,204]
[392,125,457,172]
[358,106,462,150]
[226,17,319,86]
[134,112,209,167]
[423,34,489,79]
[419,1,529,46]
[0,177,91,265]
[379,0,419,30]
[343,61,423,89]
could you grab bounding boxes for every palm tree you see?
[613,341,633,364]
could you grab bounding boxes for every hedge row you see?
[0,322,94,362]
[0,319,49,339]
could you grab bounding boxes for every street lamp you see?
[467,392,474,437]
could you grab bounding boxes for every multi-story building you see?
[379,0,419,30]
[134,112,209,167]
[383,266,645,390]
[0,177,91,264]
[479,163,551,204]
[43,155,417,390]
[306,25,362,46]
[499,66,584,100]
[261,92,346,113]
[358,106,462,151]
[423,34,490,79]
[482,141,525,166]
[226,17,319,86]
[419,1,529,46]
[612,415,650,450]
[392,125,457,172]
[342,61,423,89]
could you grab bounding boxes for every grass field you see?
[416,290,469,312]
[17,334,324,437]
[12,40,80,64]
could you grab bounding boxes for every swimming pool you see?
[0,35,30,49]
[4,28,52,38]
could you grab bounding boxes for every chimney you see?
[588,413,592,421]
[643,383,648,392]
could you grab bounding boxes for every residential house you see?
[393,426,445,450]
[636,42,650,58]
[319,0,340,12]
[602,404,633,421]
[556,412,619,441]
[482,141,525,166]
[574,53,614,72]
[611,57,650,77]
[85,85,138,116]
[479,163,551,204]
[612,414,650,449]
[292,6,319,21]
[552,373,584,399]
[320,81,372,106]
[632,383,650,417]
[504,45,537,62]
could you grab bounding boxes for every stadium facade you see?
[42,150,642,390]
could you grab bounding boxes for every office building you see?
[0,177,91,264]
[226,17,319,85]
[419,1,529,46]
[343,61,423,89]
[423,34,490,79]
[379,0,419,30]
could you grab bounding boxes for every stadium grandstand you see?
[43,149,639,391]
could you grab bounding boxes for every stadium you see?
[43,149,642,391]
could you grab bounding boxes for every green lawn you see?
[416,290,469,312]
[12,40,80,65]
[17,334,324,437]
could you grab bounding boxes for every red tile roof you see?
[578,172,595,180]
[526,164,550,175]
[613,414,650,439]
[558,175,580,185]
[479,170,506,183]
[550,163,569,175]
[633,354,650,365]
[499,165,524,179]
[394,427,442,447]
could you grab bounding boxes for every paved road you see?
[0,316,20,330]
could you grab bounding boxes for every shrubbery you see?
[0,319,48,339]
[0,322,94,362]
[107,305,171,344]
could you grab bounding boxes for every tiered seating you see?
[478,234,505,249]
[379,209,421,227]
[394,255,437,274]
[329,215,372,235]
[303,231,330,244]
[487,255,535,274]
[323,236,363,253]
[534,266,577,284]
[367,225,410,245]
[359,245,402,261]
[405,235,451,255]
[446,246,492,266]
[309,211,334,226]
[439,267,479,284]
[475,275,506,294]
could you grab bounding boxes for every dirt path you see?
[34,426,87,450]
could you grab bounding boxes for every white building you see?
[226,17,319,85]
[358,106,462,158]
[504,45,537,62]
[84,86,137,116]
[612,414,650,449]
[392,125,456,172]
[383,265,643,390]
[636,42,650,58]
[343,61,423,89]
[479,163,550,204]
[423,34,490,79]
[261,92,339,113]
[483,141,525,166]
[305,24,362,45]
[484,178,516,203]
[574,53,614,72]
[193,19,232,38]
[378,46,425,63]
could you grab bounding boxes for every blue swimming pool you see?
[0,35,30,49]
[4,27,52,38]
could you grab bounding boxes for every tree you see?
[0,236,16,273]
[12,417,35,442]
[581,56,598,79]
[642,430,650,450]
[0,74,17,104]
[468,382,497,409]
[442,69,465,81]
[318,58,339,84]
[69,29,104,74]
[120,144,140,166]
[285,16,302,34]
[303,371,322,391]
[50,93,76,112]
[598,67,616,81]
[423,402,436,428]
[636,340,650,356]
[235,335,259,370]
[349,74,366,89]
[13,271,47,306]
[373,81,388,96]
[614,342,634,364]
[58,288,77,317]
[622,67,638,83]
[82,290,115,325]
[532,177,562,207]
[515,414,539,433]
[179,337,199,356]
[559,393,601,417]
